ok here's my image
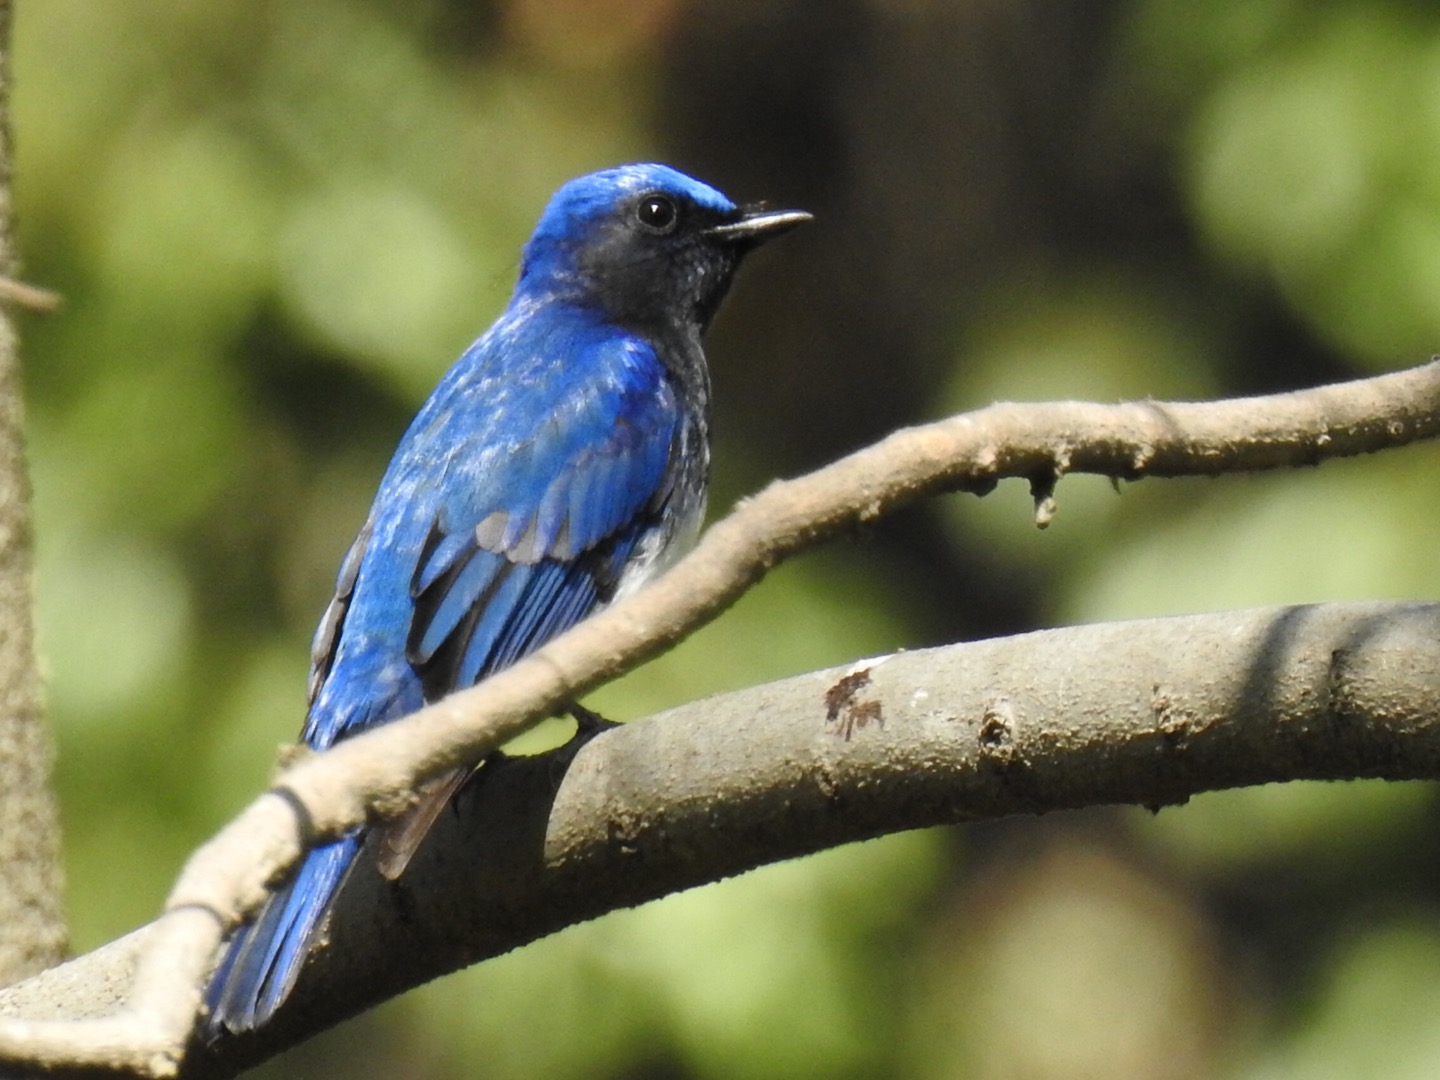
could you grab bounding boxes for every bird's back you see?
[305,302,698,748]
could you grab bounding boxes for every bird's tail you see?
[203,830,363,1040]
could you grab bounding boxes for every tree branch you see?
[4,601,1440,1076]
[0,0,68,988]
[0,361,1437,1076]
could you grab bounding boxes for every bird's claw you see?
[569,703,622,737]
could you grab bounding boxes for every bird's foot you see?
[569,703,622,737]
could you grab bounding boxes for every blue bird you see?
[203,164,809,1037]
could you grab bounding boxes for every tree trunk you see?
[0,0,67,985]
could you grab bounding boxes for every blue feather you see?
[203,163,807,1039]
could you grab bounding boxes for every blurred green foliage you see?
[15,0,1440,1077]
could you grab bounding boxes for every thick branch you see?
[2,601,1438,1077]
[0,362,1437,1076]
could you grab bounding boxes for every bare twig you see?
[0,361,1437,1076]
[0,277,61,313]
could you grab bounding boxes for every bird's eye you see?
[636,194,679,234]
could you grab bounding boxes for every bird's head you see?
[519,163,810,334]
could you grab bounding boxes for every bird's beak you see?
[707,207,813,246]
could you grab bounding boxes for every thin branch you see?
[0,361,1437,1076]
[0,277,61,314]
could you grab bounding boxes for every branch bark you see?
[4,600,1440,1077]
[0,0,67,987]
[0,361,1437,1076]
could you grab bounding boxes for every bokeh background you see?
[16,0,1440,1077]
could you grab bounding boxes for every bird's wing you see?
[302,335,684,872]
[401,341,683,700]
[392,340,683,875]
[306,521,372,710]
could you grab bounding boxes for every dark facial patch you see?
[576,195,745,334]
